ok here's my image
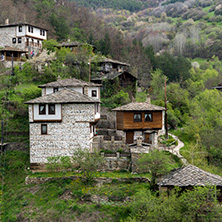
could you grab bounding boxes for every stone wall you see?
[0,26,16,48]
[29,103,95,163]
[25,175,150,185]
[102,155,131,171]
[2,61,25,68]
[0,142,28,152]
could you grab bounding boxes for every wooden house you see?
[113,98,165,145]
[57,41,95,54]
[91,58,136,98]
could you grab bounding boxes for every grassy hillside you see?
[1,150,182,221]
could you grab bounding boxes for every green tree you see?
[156,52,191,82]
[42,39,59,54]
[136,150,170,189]
[72,148,104,184]
[49,14,70,41]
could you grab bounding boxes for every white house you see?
[38,77,101,102]
[25,78,101,167]
[0,20,47,53]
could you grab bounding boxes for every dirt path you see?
[168,133,189,165]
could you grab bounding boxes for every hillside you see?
[1,1,222,221]
[88,0,222,60]
[69,0,160,11]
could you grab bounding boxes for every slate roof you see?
[0,22,48,30]
[58,41,84,47]
[0,46,27,53]
[91,71,137,81]
[25,88,99,104]
[99,58,130,67]
[113,101,165,111]
[38,77,101,88]
[158,165,222,187]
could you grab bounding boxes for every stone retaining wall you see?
[25,175,150,185]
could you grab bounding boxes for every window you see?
[95,103,99,114]
[91,90,97,97]
[39,104,46,115]
[18,37,22,43]
[53,87,58,93]
[41,124,47,135]
[145,113,153,122]
[40,30,42,35]
[48,104,55,115]
[28,26,33,33]
[12,38,16,44]
[19,26,22,32]
[43,30,45,36]
[134,113,142,122]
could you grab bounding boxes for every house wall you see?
[116,111,163,130]
[32,104,62,121]
[116,111,124,130]
[29,103,95,163]
[0,26,16,48]
[88,87,100,100]
[24,25,47,40]
[44,86,100,100]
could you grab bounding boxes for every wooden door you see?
[145,134,151,143]
[126,131,134,144]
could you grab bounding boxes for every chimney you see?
[146,95,151,104]
[5,18,9,25]
[57,75,61,81]
[67,37,70,42]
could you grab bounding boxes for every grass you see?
[1,149,183,221]
[1,151,144,221]
[192,57,208,65]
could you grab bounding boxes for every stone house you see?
[113,98,165,147]
[25,77,101,168]
[0,20,47,55]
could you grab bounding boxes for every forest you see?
[0,0,222,221]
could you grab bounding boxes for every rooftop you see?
[38,77,101,88]
[91,71,137,81]
[58,41,85,48]
[0,46,27,53]
[113,101,165,111]
[0,22,48,31]
[158,165,222,187]
[99,58,130,67]
[25,88,100,104]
